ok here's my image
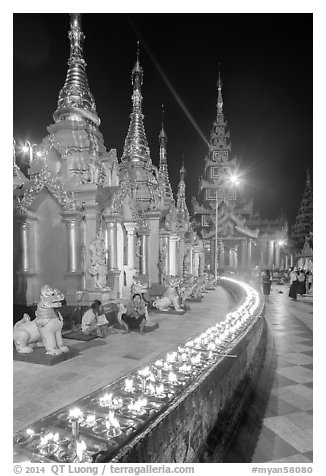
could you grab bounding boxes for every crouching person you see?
[82,300,108,337]
[121,294,146,334]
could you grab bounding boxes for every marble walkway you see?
[13,286,230,433]
[225,285,313,463]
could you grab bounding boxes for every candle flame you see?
[69,407,83,420]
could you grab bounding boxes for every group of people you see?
[261,267,313,303]
[81,293,148,337]
[289,267,313,301]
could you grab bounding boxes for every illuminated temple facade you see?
[13,14,288,306]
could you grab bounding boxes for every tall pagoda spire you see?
[158,105,174,209]
[209,63,231,160]
[53,13,100,126]
[122,41,151,164]
[217,63,224,115]
[176,160,190,227]
[120,43,158,211]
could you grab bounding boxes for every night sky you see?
[13,13,313,226]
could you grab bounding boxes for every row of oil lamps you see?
[14,278,261,463]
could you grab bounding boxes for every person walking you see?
[297,270,306,296]
[261,269,272,303]
[288,267,299,301]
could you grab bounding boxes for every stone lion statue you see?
[153,275,183,312]
[13,285,69,356]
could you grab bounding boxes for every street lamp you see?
[214,173,240,279]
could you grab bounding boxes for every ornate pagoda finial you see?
[217,62,223,114]
[53,13,100,126]
[122,42,149,163]
[176,158,189,226]
[159,104,167,142]
[158,107,174,210]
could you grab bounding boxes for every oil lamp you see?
[69,408,83,441]
[124,378,135,393]
[105,410,122,438]
[167,371,178,385]
[99,393,113,407]
[39,432,60,457]
[154,360,163,379]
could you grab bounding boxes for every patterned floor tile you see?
[271,385,313,411]
[285,411,313,430]
[251,426,298,462]
[282,353,313,366]
[263,416,313,452]
[302,451,313,461]
[276,366,313,384]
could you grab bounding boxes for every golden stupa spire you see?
[53,13,100,126]
[122,41,150,163]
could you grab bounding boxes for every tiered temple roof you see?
[292,169,313,247]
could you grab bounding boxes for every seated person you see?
[81,300,108,337]
[121,294,146,334]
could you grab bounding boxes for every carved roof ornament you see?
[16,165,82,215]
[53,13,100,127]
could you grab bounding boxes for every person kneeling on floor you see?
[82,300,109,337]
[121,293,146,334]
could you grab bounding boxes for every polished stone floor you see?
[225,285,313,463]
[13,286,230,433]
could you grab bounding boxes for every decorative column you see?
[124,222,137,271]
[285,255,289,270]
[102,211,121,295]
[147,210,161,285]
[219,241,225,269]
[62,210,83,301]
[229,247,235,269]
[247,240,252,270]
[241,240,247,270]
[275,242,281,269]
[169,234,180,276]
[15,212,37,305]
[268,240,274,269]
[137,228,150,279]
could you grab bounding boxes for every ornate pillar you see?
[285,255,289,270]
[147,211,161,284]
[103,211,120,294]
[219,241,225,269]
[62,210,83,301]
[169,234,179,276]
[268,240,274,269]
[275,242,280,269]
[15,212,37,305]
[247,240,252,269]
[83,202,99,291]
[137,228,150,278]
[241,240,247,270]
[124,222,137,270]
